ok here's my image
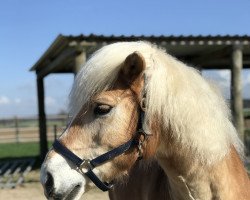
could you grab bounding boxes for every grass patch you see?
[0,142,39,158]
[0,142,53,159]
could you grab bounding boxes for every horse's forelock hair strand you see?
[69,42,157,117]
[69,41,243,165]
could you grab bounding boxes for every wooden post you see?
[231,44,244,141]
[53,124,57,140]
[37,77,48,160]
[73,51,86,75]
[14,116,19,143]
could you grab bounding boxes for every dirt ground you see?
[0,170,109,200]
[0,183,109,200]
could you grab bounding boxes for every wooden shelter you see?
[30,34,250,159]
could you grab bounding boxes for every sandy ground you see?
[0,170,109,200]
[0,183,109,200]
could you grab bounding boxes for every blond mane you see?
[69,41,243,165]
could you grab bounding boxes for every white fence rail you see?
[0,126,66,143]
[0,115,67,143]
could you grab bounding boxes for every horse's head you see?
[41,51,159,199]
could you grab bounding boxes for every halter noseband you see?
[52,108,149,191]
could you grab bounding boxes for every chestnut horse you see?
[41,42,250,200]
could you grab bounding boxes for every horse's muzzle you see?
[41,153,86,200]
[44,172,54,198]
[43,171,81,200]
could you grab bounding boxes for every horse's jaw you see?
[40,154,88,200]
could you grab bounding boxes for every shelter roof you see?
[30,34,250,76]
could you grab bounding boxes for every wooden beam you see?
[231,45,244,141]
[37,77,48,160]
[37,48,76,79]
[188,47,231,65]
[183,57,250,70]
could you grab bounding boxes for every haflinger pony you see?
[41,41,250,200]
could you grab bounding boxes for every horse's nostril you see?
[45,172,54,197]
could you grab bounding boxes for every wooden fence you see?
[0,115,67,143]
[0,114,250,150]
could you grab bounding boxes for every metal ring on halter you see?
[79,159,93,173]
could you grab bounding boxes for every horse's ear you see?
[120,52,146,85]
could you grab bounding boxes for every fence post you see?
[53,125,57,140]
[14,116,19,143]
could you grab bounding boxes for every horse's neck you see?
[109,160,171,200]
[157,145,250,200]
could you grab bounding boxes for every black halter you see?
[52,110,148,191]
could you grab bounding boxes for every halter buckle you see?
[136,129,149,159]
[79,159,93,173]
[140,97,146,111]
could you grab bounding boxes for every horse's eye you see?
[94,104,112,116]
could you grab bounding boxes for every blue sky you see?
[0,0,250,118]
